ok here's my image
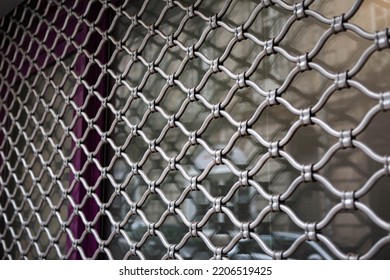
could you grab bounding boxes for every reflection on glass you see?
[107,0,390,259]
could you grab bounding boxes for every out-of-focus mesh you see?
[1,0,390,259]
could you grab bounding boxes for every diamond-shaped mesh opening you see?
[357,110,390,155]
[323,211,388,256]
[280,17,328,55]
[286,124,337,164]
[319,148,382,191]
[181,190,211,221]
[318,87,377,131]
[289,240,336,260]
[228,238,270,260]
[140,235,166,260]
[360,176,390,223]
[252,104,296,142]
[160,215,187,243]
[226,186,265,221]
[286,181,339,222]
[252,157,299,193]
[180,236,212,260]
[203,213,239,247]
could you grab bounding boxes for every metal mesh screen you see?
[1,0,390,260]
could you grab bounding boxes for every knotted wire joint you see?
[375,29,389,50]
[380,92,390,111]
[332,14,346,34]
[342,191,356,210]
[100,203,106,214]
[339,130,353,149]
[149,139,157,153]
[148,24,156,36]
[302,164,314,182]
[115,111,122,122]
[264,38,275,55]
[167,74,175,86]
[273,250,283,260]
[210,59,220,73]
[239,170,249,186]
[213,247,224,260]
[236,73,247,88]
[187,4,195,18]
[187,88,197,102]
[114,222,121,234]
[214,149,222,165]
[115,184,121,195]
[88,119,94,129]
[132,87,139,99]
[167,0,175,8]
[131,15,139,26]
[267,89,278,106]
[168,115,176,128]
[87,187,93,197]
[241,222,251,239]
[168,244,177,259]
[238,121,249,136]
[51,175,58,184]
[61,223,66,232]
[169,157,177,170]
[347,254,359,260]
[186,45,196,60]
[149,181,157,193]
[297,53,310,72]
[148,62,156,74]
[100,168,107,179]
[270,195,281,212]
[168,201,176,214]
[131,126,139,136]
[115,147,122,157]
[131,50,138,61]
[130,243,138,255]
[148,223,157,236]
[148,100,156,112]
[305,223,318,241]
[293,3,307,20]
[269,141,280,158]
[384,156,390,176]
[335,71,349,90]
[99,243,106,253]
[300,108,313,126]
[262,0,272,7]
[212,103,222,118]
[73,205,79,215]
[190,177,198,190]
[166,34,175,48]
[102,31,108,41]
[130,203,138,214]
[189,131,198,145]
[234,25,246,41]
[76,107,82,116]
[190,222,200,237]
[115,6,122,17]
[62,190,68,199]
[213,197,223,213]
[132,163,139,175]
[209,14,218,29]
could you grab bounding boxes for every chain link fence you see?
[1,0,390,259]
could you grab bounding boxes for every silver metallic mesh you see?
[1,0,390,260]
